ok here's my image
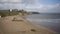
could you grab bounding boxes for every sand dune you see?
[0,15,56,34]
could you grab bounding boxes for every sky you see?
[0,0,60,13]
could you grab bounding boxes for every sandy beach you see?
[0,15,57,34]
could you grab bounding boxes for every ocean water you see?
[25,14,60,34]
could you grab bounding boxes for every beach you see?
[0,15,56,34]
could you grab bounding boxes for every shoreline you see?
[25,18,57,33]
[0,15,57,34]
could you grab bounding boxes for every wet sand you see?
[0,15,57,34]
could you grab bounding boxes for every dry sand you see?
[0,15,57,34]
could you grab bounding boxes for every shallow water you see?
[25,14,60,34]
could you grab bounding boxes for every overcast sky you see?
[0,0,60,13]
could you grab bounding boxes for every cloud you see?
[0,0,40,4]
[0,0,60,13]
[0,3,60,13]
[0,0,22,2]
[25,4,60,13]
[0,3,26,10]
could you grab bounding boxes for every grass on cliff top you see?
[0,10,25,17]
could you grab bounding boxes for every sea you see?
[25,13,60,34]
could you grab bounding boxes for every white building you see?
[10,9,12,12]
[0,16,1,18]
